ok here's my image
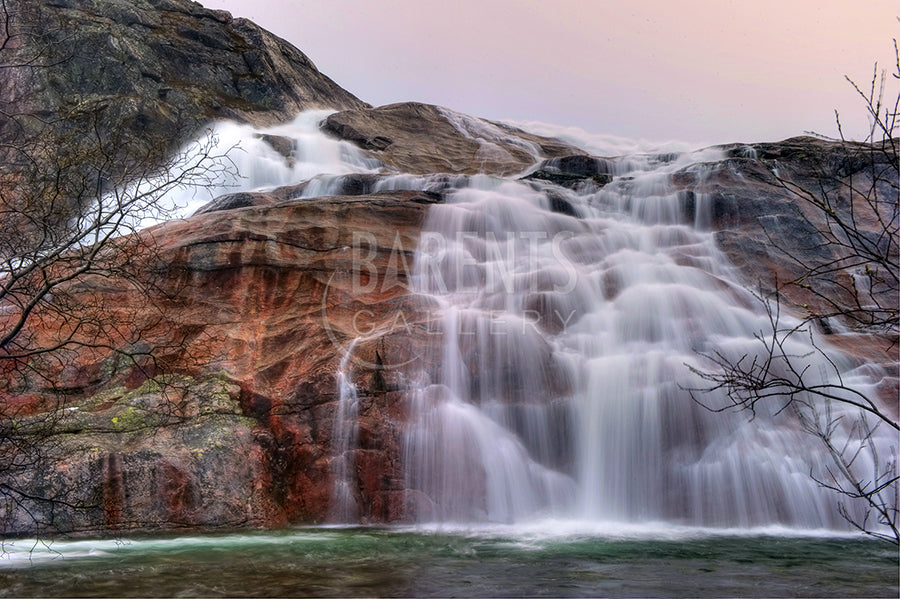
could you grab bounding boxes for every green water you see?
[0,526,897,597]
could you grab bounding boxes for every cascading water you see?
[330,339,361,522]
[159,110,381,220]
[401,152,891,530]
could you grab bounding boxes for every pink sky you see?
[202,0,898,147]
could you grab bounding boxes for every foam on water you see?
[0,532,344,567]
[0,515,868,568]
[400,518,867,543]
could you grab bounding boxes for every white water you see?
[329,339,361,522]
[500,118,708,157]
[153,110,381,220]
[398,152,893,530]
[163,111,892,533]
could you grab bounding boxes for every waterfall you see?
[329,339,361,523]
[401,152,891,530]
[173,111,891,532]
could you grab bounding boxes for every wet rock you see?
[546,192,580,217]
[673,137,897,346]
[546,154,613,176]
[322,102,584,175]
[525,170,612,189]
[256,134,297,166]
[523,154,614,189]
[192,192,279,214]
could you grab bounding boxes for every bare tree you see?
[690,39,899,543]
[0,0,233,535]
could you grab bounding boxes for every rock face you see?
[696,138,896,335]
[1,191,442,534]
[4,132,893,536]
[321,102,585,175]
[672,139,898,400]
[5,0,368,162]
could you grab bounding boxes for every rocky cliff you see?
[3,0,368,171]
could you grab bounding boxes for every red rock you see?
[0,190,440,535]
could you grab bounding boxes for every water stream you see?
[329,338,361,522]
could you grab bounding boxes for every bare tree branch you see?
[689,37,899,544]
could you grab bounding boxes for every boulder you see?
[522,155,615,189]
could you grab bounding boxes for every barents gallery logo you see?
[321,230,581,369]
